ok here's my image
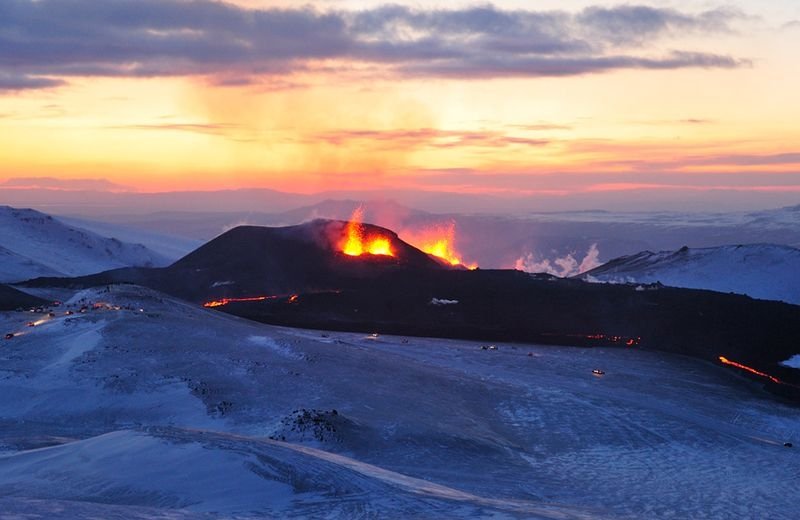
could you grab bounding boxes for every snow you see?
[0,206,170,283]
[781,355,800,369]
[584,244,800,305]
[247,335,302,360]
[56,214,202,262]
[0,284,798,518]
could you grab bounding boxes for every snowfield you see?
[582,244,800,305]
[0,206,169,283]
[0,285,798,519]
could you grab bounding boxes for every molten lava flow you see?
[341,207,395,257]
[404,222,477,268]
[719,356,781,384]
[203,296,278,308]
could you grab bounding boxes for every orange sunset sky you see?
[1,0,799,205]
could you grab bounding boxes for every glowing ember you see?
[583,333,640,346]
[204,296,277,308]
[404,222,477,268]
[719,356,781,384]
[341,207,395,257]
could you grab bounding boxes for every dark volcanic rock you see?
[0,284,47,311]
[22,220,449,302]
[223,268,800,397]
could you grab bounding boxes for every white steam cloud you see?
[515,243,602,277]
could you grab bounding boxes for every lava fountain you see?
[341,207,395,257]
[404,222,477,268]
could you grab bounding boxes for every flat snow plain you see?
[0,285,798,519]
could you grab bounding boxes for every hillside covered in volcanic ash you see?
[22,219,451,303]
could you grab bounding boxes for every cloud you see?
[0,177,131,191]
[0,1,750,89]
[400,51,746,79]
[782,20,800,31]
[577,5,742,45]
[605,151,800,170]
[696,152,800,166]
[403,168,800,196]
[110,122,241,136]
[313,128,549,149]
[0,72,65,91]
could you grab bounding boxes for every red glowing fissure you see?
[203,296,278,308]
[718,356,781,384]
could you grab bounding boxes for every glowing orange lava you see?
[719,356,781,384]
[404,222,477,268]
[341,207,395,257]
[203,296,277,308]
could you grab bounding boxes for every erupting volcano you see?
[341,207,395,257]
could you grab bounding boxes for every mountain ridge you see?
[582,243,800,305]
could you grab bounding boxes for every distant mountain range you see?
[0,206,169,283]
[582,244,800,305]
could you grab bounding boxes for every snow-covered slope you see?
[0,285,798,518]
[56,214,202,261]
[582,244,800,305]
[0,206,169,282]
[0,244,61,281]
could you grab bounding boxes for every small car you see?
[592,369,606,376]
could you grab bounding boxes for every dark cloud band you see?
[0,1,749,90]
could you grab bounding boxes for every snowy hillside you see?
[0,206,169,283]
[582,244,800,305]
[0,285,797,518]
[56,214,202,261]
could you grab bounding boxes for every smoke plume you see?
[515,243,601,277]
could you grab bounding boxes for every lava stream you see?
[204,296,278,308]
[719,356,781,384]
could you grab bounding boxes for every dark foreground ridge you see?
[21,220,800,401]
[0,284,47,311]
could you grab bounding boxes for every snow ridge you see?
[0,206,169,282]
[583,244,800,305]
